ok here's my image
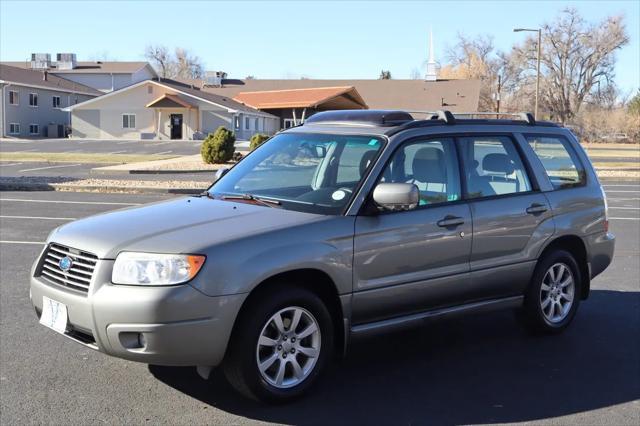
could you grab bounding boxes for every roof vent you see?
[30,53,51,70]
[56,53,77,70]
[203,71,228,87]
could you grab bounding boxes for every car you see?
[30,109,615,403]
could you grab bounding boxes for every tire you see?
[222,285,334,403]
[520,249,582,334]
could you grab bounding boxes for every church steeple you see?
[425,27,438,81]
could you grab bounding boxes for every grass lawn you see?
[0,152,178,164]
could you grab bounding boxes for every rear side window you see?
[459,136,532,199]
[525,135,586,189]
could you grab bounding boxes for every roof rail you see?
[447,111,536,125]
[405,110,456,124]
[406,110,536,125]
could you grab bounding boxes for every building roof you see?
[65,78,276,118]
[196,78,481,112]
[1,61,154,75]
[157,79,273,115]
[0,64,102,96]
[146,93,196,109]
[233,86,368,110]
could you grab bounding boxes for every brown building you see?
[190,78,481,127]
[233,86,368,128]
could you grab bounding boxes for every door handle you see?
[526,203,548,214]
[437,215,465,227]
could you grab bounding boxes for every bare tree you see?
[379,70,392,80]
[440,33,502,111]
[174,48,204,79]
[512,8,628,123]
[144,45,204,79]
[410,67,422,80]
[144,45,172,78]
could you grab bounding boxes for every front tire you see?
[520,249,581,334]
[223,285,334,403]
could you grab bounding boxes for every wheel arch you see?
[227,268,347,359]
[538,235,590,299]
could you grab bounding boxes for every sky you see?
[1,0,638,93]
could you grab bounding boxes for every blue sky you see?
[1,0,638,93]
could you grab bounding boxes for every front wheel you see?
[223,286,333,403]
[520,249,581,334]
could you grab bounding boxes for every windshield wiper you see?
[220,193,282,208]
[197,191,216,199]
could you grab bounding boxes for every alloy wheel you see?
[540,262,575,323]
[256,306,321,389]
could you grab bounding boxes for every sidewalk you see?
[91,154,230,174]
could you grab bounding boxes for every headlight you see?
[112,252,205,285]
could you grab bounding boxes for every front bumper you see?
[30,258,246,366]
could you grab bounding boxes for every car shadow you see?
[149,289,639,425]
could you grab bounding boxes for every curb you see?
[0,182,204,195]
[91,168,218,175]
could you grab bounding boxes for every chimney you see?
[42,70,48,81]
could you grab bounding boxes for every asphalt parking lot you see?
[0,138,203,156]
[0,184,638,425]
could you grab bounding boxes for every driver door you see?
[352,137,473,325]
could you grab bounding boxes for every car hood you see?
[49,196,327,259]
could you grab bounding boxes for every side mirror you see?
[215,168,229,182]
[315,145,327,158]
[373,183,419,212]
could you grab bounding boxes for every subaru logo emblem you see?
[58,256,73,272]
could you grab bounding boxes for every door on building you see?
[170,114,183,139]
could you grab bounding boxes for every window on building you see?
[255,118,259,131]
[122,114,136,129]
[9,123,20,135]
[245,117,250,130]
[459,136,531,199]
[234,116,241,130]
[52,96,61,108]
[525,135,586,189]
[9,90,19,105]
[29,93,38,107]
[29,124,40,135]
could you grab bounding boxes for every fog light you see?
[137,333,146,348]
[119,332,146,349]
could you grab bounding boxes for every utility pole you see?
[514,27,542,120]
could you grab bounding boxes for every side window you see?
[460,136,531,199]
[525,135,586,189]
[380,138,461,206]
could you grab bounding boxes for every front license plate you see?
[39,296,68,334]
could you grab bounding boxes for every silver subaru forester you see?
[31,110,615,402]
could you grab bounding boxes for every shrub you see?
[201,126,236,164]
[249,133,270,151]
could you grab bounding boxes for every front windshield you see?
[210,132,385,215]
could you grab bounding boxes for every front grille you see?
[37,243,98,293]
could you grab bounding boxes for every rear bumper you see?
[586,231,615,279]
[30,259,246,366]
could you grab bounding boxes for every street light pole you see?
[514,28,542,120]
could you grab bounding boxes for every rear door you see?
[352,136,473,325]
[459,134,554,299]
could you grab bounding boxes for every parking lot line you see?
[19,164,82,172]
[603,184,640,187]
[0,162,23,167]
[155,150,173,155]
[610,217,640,220]
[0,198,140,206]
[609,206,640,210]
[0,240,44,245]
[604,190,640,193]
[0,215,76,220]
[108,150,127,154]
[117,141,138,145]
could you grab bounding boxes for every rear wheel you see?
[223,286,333,403]
[520,250,581,334]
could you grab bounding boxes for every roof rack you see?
[406,110,536,125]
